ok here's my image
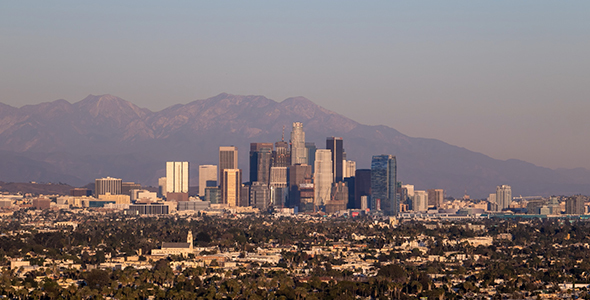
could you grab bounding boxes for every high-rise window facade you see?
[566,195,584,215]
[305,142,316,173]
[219,146,239,202]
[496,185,512,211]
[95,177,122,196]
[166,161,189,193]
[250,143,273,184]
[370,155,398,215]
[199,165,217,196]
[273,141,290,168]
[290,122,307,165]
[219,146,238,179]
[427,189,444,208]
[354,169,371,209]
[326,137,344,182]
[314,149,333,207]
[222,169,241,207]
[413,190,428,212]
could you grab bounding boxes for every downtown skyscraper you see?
[198,165,217,196]
[326,137,344,182]
[496,185,512,211]
[314,149,333,207]
[370,155,398,215]
[166,161,189,194]
[219,146,239,205]
[249,143,273,184]
[290,122,307,165]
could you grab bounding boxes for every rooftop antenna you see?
[281,125,285,142]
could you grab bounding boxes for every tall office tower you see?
[271,186,288,208]
[219,146,238,202]
[273,141,291,168]
[566,196,584,215]
[122,182,141,196]
[496,185,512,210]
[314,149,333,207]
[249,143,273,184]
[344,160,356,178]
[344,177,355,209]
[95,177,122,196]
[298,183,315,211]
[240,184,250,207]
[287,164,312,208]
[325,182,348,214]
[269,166,288,188]
[199,165,218,197]
[397,182,407,210]
[355,169,371,209]
[305,142,317,173]
[219,146,238,181]
[370,155,398,215]
[222,169,241,207]
[250,182,271,211]
[487,193,498,211]
[166,161,189,193]
[326,137,344,182]
[204,187,220,204]
[290,122,307,165]
[547,197,561,215]
[427,189,444,209]
[413,190,428,212]
[360,195,369,210]
[158,177,167,198]
[402,184,415,199]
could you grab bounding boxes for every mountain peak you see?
[75,94,150,119]
[281,96,314,105]
[79,94,126,105]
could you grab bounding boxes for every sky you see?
[1,1,589,170]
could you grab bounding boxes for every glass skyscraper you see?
[290,122,307,165]
[370,155,397,215]
[326,137,344,182]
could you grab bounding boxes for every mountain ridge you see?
[0,93,588,198]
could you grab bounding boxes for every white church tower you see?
[187,231,193,249]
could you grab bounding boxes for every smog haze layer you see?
[1,1,589,170]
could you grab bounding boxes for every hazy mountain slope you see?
[0,93,588,198]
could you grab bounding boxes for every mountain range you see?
[0,93,588,198]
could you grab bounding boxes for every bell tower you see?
[187,230,193,249]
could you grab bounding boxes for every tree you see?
[84,269,110,290]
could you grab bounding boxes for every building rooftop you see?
[162,242,191,249]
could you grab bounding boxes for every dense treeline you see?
[3,210,590,298]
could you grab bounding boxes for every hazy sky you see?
[1,1,589,170]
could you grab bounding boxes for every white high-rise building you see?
[361,195,369,210]
[95,177,122,196]
[199,165,217,196]
[344,160,356,178]
[496,185,512,210]
[402,184,415,199]
[487,193,497,211]
[313,149,333,206]
[166,162,189,193]
[290,122,307,165]
[269,166,288,188]
[413,190,428,212]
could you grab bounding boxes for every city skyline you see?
[2,2,589,294]
[0,93,586,199]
